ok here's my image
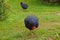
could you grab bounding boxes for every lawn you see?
[0,0,60,40]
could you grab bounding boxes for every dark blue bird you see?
[24,15,39,36]
[20,2,28,11]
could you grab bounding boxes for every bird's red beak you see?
[32,26,36,30]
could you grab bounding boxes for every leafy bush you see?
[0,0,7,21]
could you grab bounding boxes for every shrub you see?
[0,0,7,21]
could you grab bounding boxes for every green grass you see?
[0,0,60,40]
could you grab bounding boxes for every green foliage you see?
[0,0,7,21]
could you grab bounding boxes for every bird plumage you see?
[24,15,39,30]
[20,2,28,9]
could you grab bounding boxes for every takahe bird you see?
[20,2,28,11]
[24,15,39,36]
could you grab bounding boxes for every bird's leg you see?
[30,30,34,38]
[30,30,32,35]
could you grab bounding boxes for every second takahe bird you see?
[24,15,39,36]
[20,2,28,11]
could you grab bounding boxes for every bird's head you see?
[20,2,23,4]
